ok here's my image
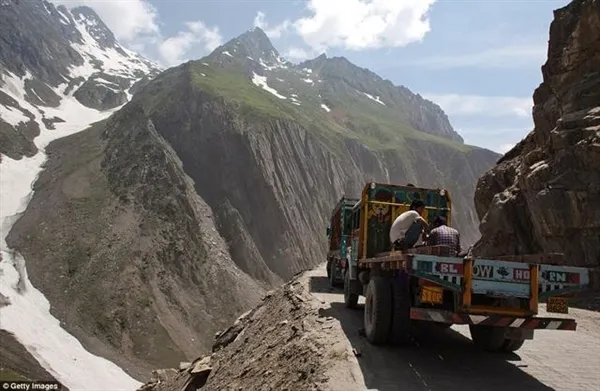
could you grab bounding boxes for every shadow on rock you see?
[309,276,338,294]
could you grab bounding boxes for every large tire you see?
[469,325,506,352]
[388,277,411,345]
[500,338,525,352]
[343,268,359,309]
[364,276,392,344]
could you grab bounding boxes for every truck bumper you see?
[410,308,577,330]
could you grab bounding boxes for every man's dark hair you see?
[410,199,425,210]
[433,216,447,226]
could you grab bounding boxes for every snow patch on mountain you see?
[0,105,29,126]
[68,11,156,80]
[362,91,386,106]
[251,72,286,100]
[1,71,142,391]
[0,2,161,388]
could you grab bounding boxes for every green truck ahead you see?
[326,182,593,352]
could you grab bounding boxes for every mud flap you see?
[389,272,411,345]
[343,268,359,308]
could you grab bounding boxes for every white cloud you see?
[404,44,546,69]
[293,0,436,51]
[459,128,525,152]
[459,128,526,136]
[423,93,533,118]
[253,11,292,38]
[52,0,159,42]
[52,1,221,67]
[158,21,223,66]
[283,47,313,61]
[498,143,515,153]
[186,21,223,50]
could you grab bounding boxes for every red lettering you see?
[569,273,580,284]
[513,269,530,280]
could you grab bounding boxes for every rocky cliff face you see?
[473,0,600,268]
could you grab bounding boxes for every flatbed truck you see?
[329,182,592,351]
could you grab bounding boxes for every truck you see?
[333,182,592,352]
[326,196,359,288]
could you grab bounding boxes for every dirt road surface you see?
[307,264,600,391]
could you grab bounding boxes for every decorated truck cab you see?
[326,196,359,287]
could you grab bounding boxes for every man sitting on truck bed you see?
[427,216,461,256]
[390,199,429,251]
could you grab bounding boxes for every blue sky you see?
[55,0,570,153]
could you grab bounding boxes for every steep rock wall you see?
[473,0,600,268]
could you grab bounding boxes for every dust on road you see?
[307,264,600,391]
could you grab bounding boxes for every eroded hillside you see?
[6,104,266,379]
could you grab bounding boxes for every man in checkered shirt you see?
[427,216,461,256]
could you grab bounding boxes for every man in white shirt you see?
[389,199,429,251]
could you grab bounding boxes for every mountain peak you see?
[70,5,117,48]
[236,26,279,60]
[205,26,283,67]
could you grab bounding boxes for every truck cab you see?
[326,196,359,287]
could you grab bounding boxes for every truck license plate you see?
[421,286,443,304]
[547,297,569,314]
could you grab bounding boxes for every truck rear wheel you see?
[343,268,359,309]
[364,276,392,344]
[329,260,342,288]
[500,338,525,352]
[469,325,506,352]
[388,277,411,345]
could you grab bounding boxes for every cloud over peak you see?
[255,0,435,53]
[158,21,223,66]
[295,0,435,51]
[53,0,159,42]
